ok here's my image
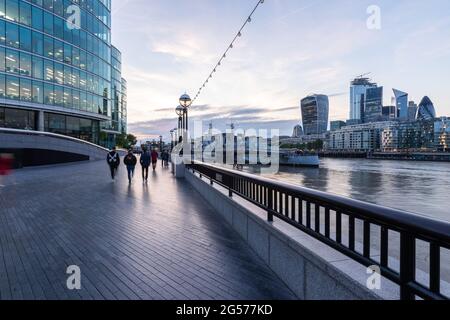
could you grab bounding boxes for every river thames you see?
[245,158,450,223]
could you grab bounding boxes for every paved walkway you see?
[0,160,296,300]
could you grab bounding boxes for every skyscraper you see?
[364,86,383,123]
[301,94,329,135]
[416,96,437,121]
[349,77,377,122]
[292,124,303,138]
[0,0,126,148]
[393,89,408,120]
[407,101,418,121]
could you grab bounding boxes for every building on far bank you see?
[0,0,127,148]
[301,94,329,136]
[330,120,346,132]
[382,105,397,120]
[292,124,303,138]
[416,96,437,121]
[381,120,435,152]
[349,77,377,122]
[434,117,450,152]
[327,121,396,152]
[408,101,418,121]
[364,86,384,123]
[393,89,409,120]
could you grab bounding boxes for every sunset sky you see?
[111,0,450,139]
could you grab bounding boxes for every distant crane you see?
[354,72,372,79]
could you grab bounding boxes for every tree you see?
[116,133,137,149]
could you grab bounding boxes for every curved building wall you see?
[301,94,329,136]
[0,0,125,147]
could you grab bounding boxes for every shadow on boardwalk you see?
[0,160,296,300]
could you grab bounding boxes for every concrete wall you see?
[0,130,108,161]
[185,169,382,300]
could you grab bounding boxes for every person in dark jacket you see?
[140,148,151,182]
[124,149,137,183]
[106,147,120,180]
[151,149,158,171]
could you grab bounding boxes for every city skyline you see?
[112,0,450,138]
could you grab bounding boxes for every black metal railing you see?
[187,160,450,300]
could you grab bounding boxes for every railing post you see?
[267,188,273,222]
[228,175,233,198]
[400,232,416,300]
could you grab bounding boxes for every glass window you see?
[53,16,64,39]
[0,0,5,18]
[31,31,43,55]
[44,82,54,105]
[43,59,53,81]
[5,48,18,74]
[32,80,43,104]
[54,62,63,84]
[72,89,80,110]
[32,55,43,79]
[63,87,71,108]
[19,1,31,26]
[0,73,5,98]
[19,26,31,51]
[0,46,5,72]
[5,0,19,22]
[6,74,19,100]
[5,21,18,48]
[80,91,87,111]
[43,35,53,58]
[46,113,66,135]
[63,43,71,64]
[54,39,63,62]
[20,77,31,101]
[43,11,53,35]
[4,107,35,130]
[0,19,5,44]
[63,65,71,86]
[19,51,31,76]
[54,85,63,106]
[31,6,43,31]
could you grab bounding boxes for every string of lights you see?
[191,0,265,104]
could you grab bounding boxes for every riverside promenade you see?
[0,160,296,300]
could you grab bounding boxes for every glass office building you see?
[393,89,408,120]
[364,86,383,123]
[416,96,436,121]
[301,94,329,136]
[0,0,126,147]
[349,77,377,122]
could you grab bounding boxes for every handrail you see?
[187,160,450,300]
[0,128,109,152]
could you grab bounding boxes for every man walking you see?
[140,147,151,182]
[151,149,159,171]
[107,147,121,180]
[124,149,138,184]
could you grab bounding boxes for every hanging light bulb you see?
[247,17,252,23]
[238,31,242,37]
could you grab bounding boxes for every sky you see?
[111,0,450,140]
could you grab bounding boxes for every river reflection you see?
[247,158,450,223]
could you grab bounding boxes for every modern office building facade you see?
[393,89,408,120]
[330,120,346,132]
[349,77,377,122]
[364,86,383,123]
[301,94,329,136]
[0,0,126,147]
[292,124,303,138]
[416,96,436,121]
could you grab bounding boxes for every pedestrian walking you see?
[151,149,158,171]
[124,149,137,183]
[140,148,151,182]
[106,147,120,180]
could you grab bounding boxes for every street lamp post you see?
[176,93,192,143]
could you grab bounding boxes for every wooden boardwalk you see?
[0,160,296,300]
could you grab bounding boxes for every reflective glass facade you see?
[364,86,383,123]
[0,0,126,146]
[301,94,329,136]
